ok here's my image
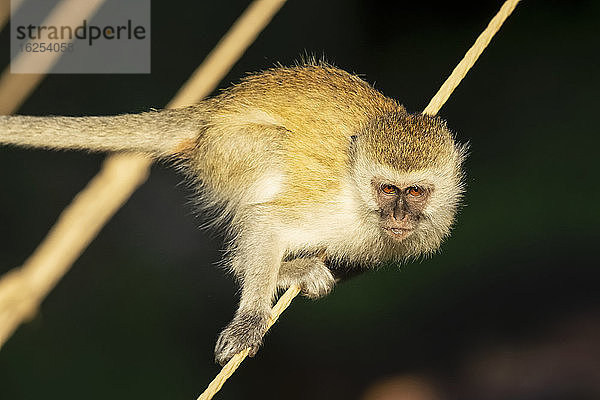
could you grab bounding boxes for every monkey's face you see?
[350,143,466,260]
[348,112,468,260]
[372,180,432,242]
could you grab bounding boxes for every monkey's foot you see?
[214,312,269,366]
[278,257,335,299]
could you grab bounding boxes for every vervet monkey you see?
[0,64,467,365]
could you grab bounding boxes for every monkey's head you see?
[350,112,467,259]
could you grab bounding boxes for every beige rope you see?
[0,0,12,34]
[196,1,521,398]
[0,0,24,33]
[423,0,520,116]
[197,285,301,400]
[0,0,287,349]
[0,0,106,114]
[0,152,151,345]
[167,0,286,108]
[0,0,110,345]
[0,0,518,400]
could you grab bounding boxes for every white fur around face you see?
[276,178,387,265]
[228,143,465,268]
[340,148,466,262]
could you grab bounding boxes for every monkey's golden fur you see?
[0,63,467,365]
[182,65,465,261]
[184,66,400,216]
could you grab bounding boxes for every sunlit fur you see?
[181,64,468,363]
[0,62,467,365]
[181,65,467,268]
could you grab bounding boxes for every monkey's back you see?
[191,65,404,222]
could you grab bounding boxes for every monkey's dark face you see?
[372,180,432,242]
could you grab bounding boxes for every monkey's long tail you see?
[0,106,204,159]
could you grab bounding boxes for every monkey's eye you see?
[381,184,397,195]
[407,186,424,196]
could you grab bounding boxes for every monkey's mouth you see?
[383,227,413,241]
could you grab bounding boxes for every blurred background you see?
[0,0,599,399]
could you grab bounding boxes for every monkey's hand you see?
[278,256,335,299]
[214,311,269,366]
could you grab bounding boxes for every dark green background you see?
[1,1,599,399]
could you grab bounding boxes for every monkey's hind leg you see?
[278,256,335,299]
[214,226,283,366]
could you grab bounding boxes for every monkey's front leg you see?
[214,232,283,366]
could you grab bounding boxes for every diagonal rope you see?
[423,0,520,116]
[0,0,520,398]
[197,285,301,400]
[0,0,110,346]
[196,0,521,399]
[0,0,105,114]
[0,0,287,349]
